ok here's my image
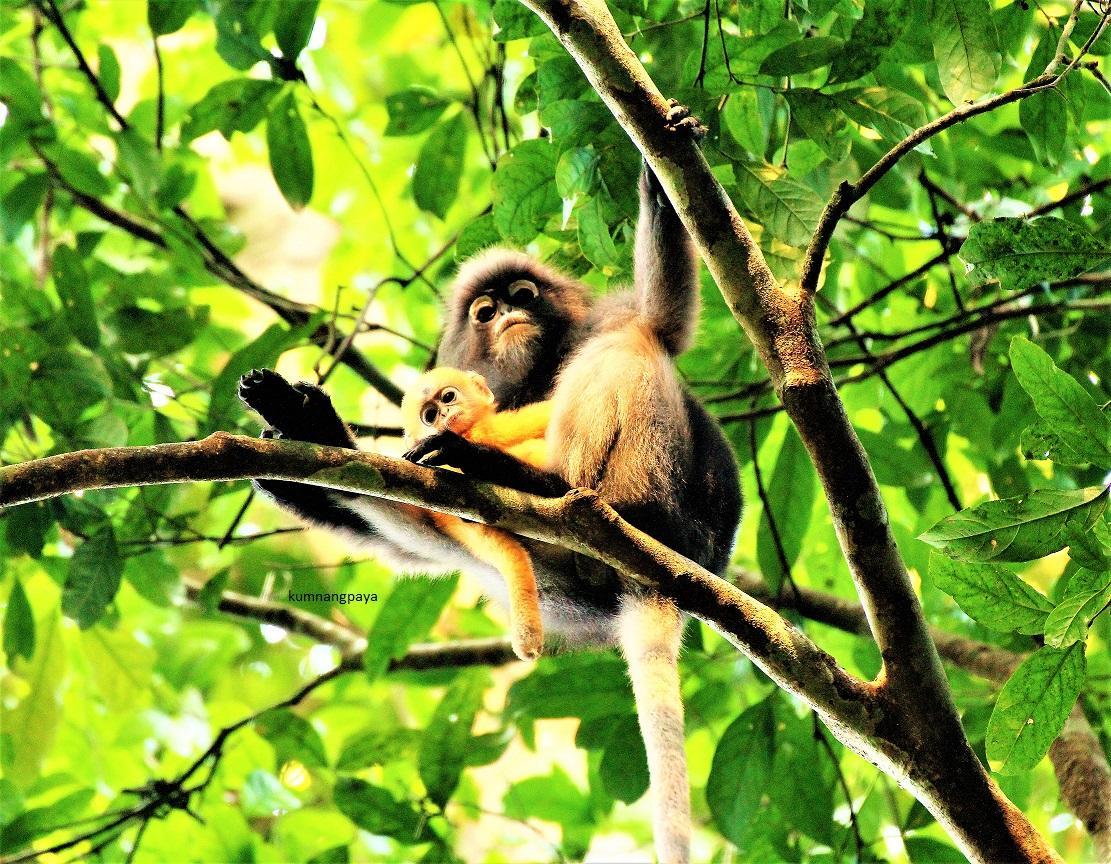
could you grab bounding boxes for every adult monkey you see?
[239,143,741,862]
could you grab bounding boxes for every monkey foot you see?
[512,623,544,661]
[664,98,706,140]
[238,368,352,447]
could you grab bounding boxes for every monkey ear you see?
[467,371,496,404]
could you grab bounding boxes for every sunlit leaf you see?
[1043,569,1111,648]
[63,529,123,629]
[268,92,314,209]
[419,668,488,806]
[929,552,1051,634]
[919,486,1109,562]
[960,217,1111,291]
[931,0,1001,103]
[412,113,467,219]
[986,644,1085,774]
[362,576,459,680]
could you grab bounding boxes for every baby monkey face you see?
[402,368,497,443]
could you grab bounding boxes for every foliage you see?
[0,0,1108,861]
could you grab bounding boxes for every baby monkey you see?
[400,367,551,661]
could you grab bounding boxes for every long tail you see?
[618,594,690,864]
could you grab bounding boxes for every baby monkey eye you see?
[470,296,496,324]
[421,405,438,426]
[441,388,458,404]
[507,279,538,307]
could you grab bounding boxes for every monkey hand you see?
[403,430,474,468]
[663,98,706,141]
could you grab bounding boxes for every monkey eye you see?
[470,296,496,324]
[441,388,458,404]
[421,405,438,426]
[507,279,538,307]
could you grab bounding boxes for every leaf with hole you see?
[959,217,1111,291]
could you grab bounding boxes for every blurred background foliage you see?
[0,0,1108,860]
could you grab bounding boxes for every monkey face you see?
[402,368,496,442]
[468,279,542,363]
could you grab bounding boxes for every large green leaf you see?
[275,0,320,58]
[148,0,197,35]
[181,79,283,142]
[362,576,459,680]
[333,778,423,841]
[919,486,1109,562]
[931,0,1001,103]
[384,86,451,136]
[3,577,35,662]
[959,217,1111,291]
[412,113,467,219]
[1019,31,1067,167]
[929,553,1052,634]
[62,529,124,629]
[986,644,1085,774]
[493,139,560,244]
[706,698,776,847]
[733,161,824,248]
[598,714,649,803]
[268,91,314,209]
[756,429,815,592]
[52,245,99,349]
[418,668,489,807]
[1009,337,1111,467]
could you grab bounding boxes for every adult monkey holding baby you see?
[239,121,742,860]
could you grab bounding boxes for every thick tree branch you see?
[0,435,879,745]
[515,1,1060,860]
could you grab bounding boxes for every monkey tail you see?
[618,594,690,864]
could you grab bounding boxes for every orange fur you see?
[401,368,551,660]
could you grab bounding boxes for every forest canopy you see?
[0,0,1109,861]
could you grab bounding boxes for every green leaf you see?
[756,429,815,592]
[503,767,592,827]
[455,213,501,260]
[1043,570,1111,648]
[29,352,112,430]
[903,837,966,864]
[5,501,53,557]
[384,86,451,136]
[493,139,560,244]
[275,0,319,59]
[931,0,1001,104]
[1065,520,1111,572]
[268,92,314,209]
[785,90,849,161]
[336,727,419,770]
[769,704,835,843]
[836,87,929,147]
[2,172,48,242]
[62,529,124,629]
[362,576,459,680]
[419,668,488,807]
[555,147,598,198]
[760,36,845,75]
[733,161,824,248]
[1019,419,1089,466]
[0,58,42,123]
[211,0,273,70]
[181,79,283,142]
[919,486,1109,562]
[256,709,328,768]
[412,113,467,220]
[97,45,121,104]
[148,0,197,35]
[115,128,162,202]
[986,644,1085,774]
[1009,337,1111,467]
[38,143,111,196]
[492,0,550,42]
[598,714,649,803]
[706,697,776,847]
[830,0,911,82]
[52,245,100,349]
[108,306,206,357]
[576,195,620,269]
[333,777,423,840]
[508,654,633,720]
[929,552,1052,635]
[3,577,35,662]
